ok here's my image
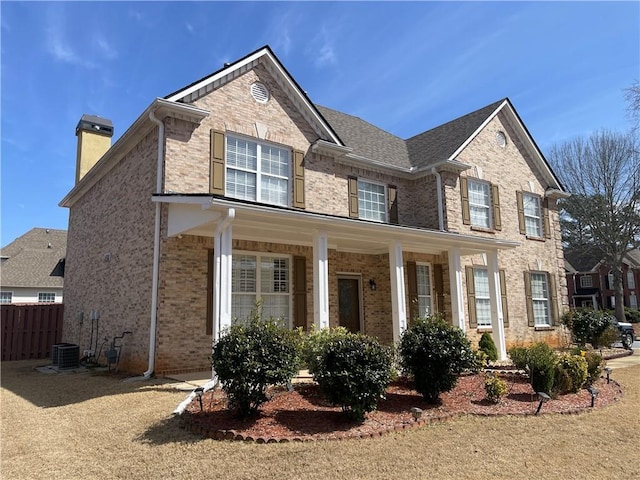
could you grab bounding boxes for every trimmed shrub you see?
[508,346,529,372]
[478,332,498,362]
[553,353,588,394]
[484,373,508,403]
[584,351,604,385]
[595,326,620,349]
[300,325,349,375]
[527,343,556,395]
[312,331,393,421]
[398,316,476,404]
[561,308,614,347]
[210,316,300,418]
[624,307,640,323]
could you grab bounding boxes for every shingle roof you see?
[0,228,67,288]
[406,99,506,169]
[315,100,506,171]
[564,247,640,273]
[315,106,412,169]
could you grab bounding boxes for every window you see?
[0,292,12,304]
[468,180,492,229]
[523,193,543,237]
[530,272,551,326]
[232,254,290,323]
[627,271,635,290]
[416,264,432,317]
[357,180,386,222]
[38,292,56,303]
[226,135,290,206]
[473,268,492,328]
[607,272,614,290]
[580,276,593,288]
[631,293,638,309]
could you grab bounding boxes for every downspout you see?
[431,167,445,231]
[144,109,164,379]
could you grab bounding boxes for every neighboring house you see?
[0,228,66,304]
[60,46,569,376]
[565,248,640,310]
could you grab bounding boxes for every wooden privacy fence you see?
[1,304,64,361]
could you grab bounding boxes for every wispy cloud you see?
[185,22,194,34]
[94,35,118,60]
[45,7,96,68]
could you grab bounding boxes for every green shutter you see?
[348,176,359,218]
[492,184,502,231]
[293,150,305,209]
[549,273,559,326]
[543,198,551,239]
[210,129,225,195]
[460,177,471,225]
[388,184,398,224]
[517,191,526,235]
[293,256,307,330]
[524,271,534,327]
[406,261,418,324]
[500,269,509,328]
[466,266,477,329]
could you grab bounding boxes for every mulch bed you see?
[181,372,624,442]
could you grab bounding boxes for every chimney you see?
[75,114,114,183]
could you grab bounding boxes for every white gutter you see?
[431,167,445,231]
[143,110,164,379]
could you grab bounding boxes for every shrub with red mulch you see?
[182,372,623,442]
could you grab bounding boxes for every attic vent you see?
[496,131,507,148]
[251,82,269,103]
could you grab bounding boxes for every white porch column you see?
[313,231,329,329]
[487,250,507,361]
[448,247,466,331]
[389,241,407,343]
[212,210,235,341]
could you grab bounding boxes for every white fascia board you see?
[152,195,520,253]
[60,100,209,208]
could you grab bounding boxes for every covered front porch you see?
[153,195,518,360]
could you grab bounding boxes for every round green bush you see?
[312,332,393,422]
[561,309,614,347]
[553,353,588,394]
[211,317,300,418]
[508,346,530,372]
[398,316,476,404]
[479,332,498,362]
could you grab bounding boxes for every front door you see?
[338,277,361,333]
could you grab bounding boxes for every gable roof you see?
[0,228,67,288]
[565,247,640,273]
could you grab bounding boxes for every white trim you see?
[448,247,466,331]
[389,241,407,343]
[415,262,433,318]
[487,251,506,361]
[313,231,330,329]
[448,100,508,162]
[357,178,388,223]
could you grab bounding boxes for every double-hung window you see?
[38,292,56,303]
[627,271,635,290]
[232,254,290,323]
[530,272,551,326]
[416,264,432,317]
[357,180,386,222]
[0,292,12,304]
[226,135,290,206]
[473,268,492,328]
[523,193,543,237]
[468,180,492,229]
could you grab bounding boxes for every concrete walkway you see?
[605,348,640,370]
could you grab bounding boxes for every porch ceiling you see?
[153,195,519,256]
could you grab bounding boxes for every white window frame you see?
[231,251,292,327]
[38,292,56,303]
[357,179,387,222]
[473,267,492,328]
[416,263,433,318]
[531,272,551,326]
[225,134,291,207]
[580,275,593,288]
[0,291,12,304]
[630,292,638,309]
[627,271,635,290]
[467,179,492,229]
[523,193,543,237]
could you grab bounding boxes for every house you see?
[565,248,640,310]
[0,228,66,304]
[60,46,569,376]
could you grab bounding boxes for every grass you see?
[2,358,639,480]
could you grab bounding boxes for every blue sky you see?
[1,1,638,246]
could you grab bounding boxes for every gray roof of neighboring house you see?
[0,228,67,288]
[316,99,506,170]
[564,247,640,273]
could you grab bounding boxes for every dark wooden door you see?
[338,278,361,333]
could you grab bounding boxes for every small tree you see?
[210,315,300,418]
[561,308,614,347]
[398,315,476,404]
[478,332,498,362]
